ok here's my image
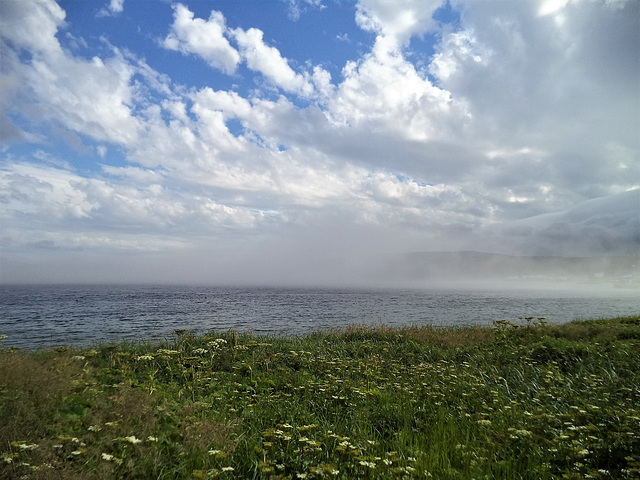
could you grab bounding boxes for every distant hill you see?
[385,251,640,286]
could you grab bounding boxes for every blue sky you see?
[0,0,638,286]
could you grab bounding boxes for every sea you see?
[1,284,639,350]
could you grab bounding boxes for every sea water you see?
[0,284,638,349]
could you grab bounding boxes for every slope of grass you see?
[1,317,639,479]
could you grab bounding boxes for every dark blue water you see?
[0,284,638,349]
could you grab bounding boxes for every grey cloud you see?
[483,189,640,256]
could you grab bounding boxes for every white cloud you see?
[97,0,124,17]
[1,0,144,146]
[0,163,95,220]
[287,0,325,21]
[0,0,65,54]
[329,37,467,143]
[232,27,314,96]
[163,3,240,74]
[355,0,444,46]
[23,52,142,145]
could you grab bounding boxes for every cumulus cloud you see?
[0,0,65,54]
[163,3,240,74]
[0,0,144,146]
[355,0,443,46]
[232,27,314,96]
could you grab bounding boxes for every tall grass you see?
[1,317,639,479]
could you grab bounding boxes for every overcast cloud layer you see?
[0,0,638,286]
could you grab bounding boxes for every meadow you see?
[1,316,639,479]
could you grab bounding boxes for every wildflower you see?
[208,449,222,455]
[208,339,227,348]
[10,441,35,452]
[478,419,492,426]
[146,436,158,442]
[192,348,208,355]
[221,466,234,472]
[298,424,318,431]
[101,453,114,461]
[123,436,142,444]
[87,425,101,432]
[360,460,376,468]
[157,349,179,355]
[137,355,154,361]
[70,450,82,455]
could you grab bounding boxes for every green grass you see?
[1,316,639,479]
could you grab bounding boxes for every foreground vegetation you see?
[1,316,639,479]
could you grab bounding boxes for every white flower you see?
[101,453,114,461]
[123,436,142,444]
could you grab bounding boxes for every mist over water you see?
[1,284,638,350]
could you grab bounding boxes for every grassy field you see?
[1,316,639,479]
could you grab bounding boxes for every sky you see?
[0,0,638,286]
